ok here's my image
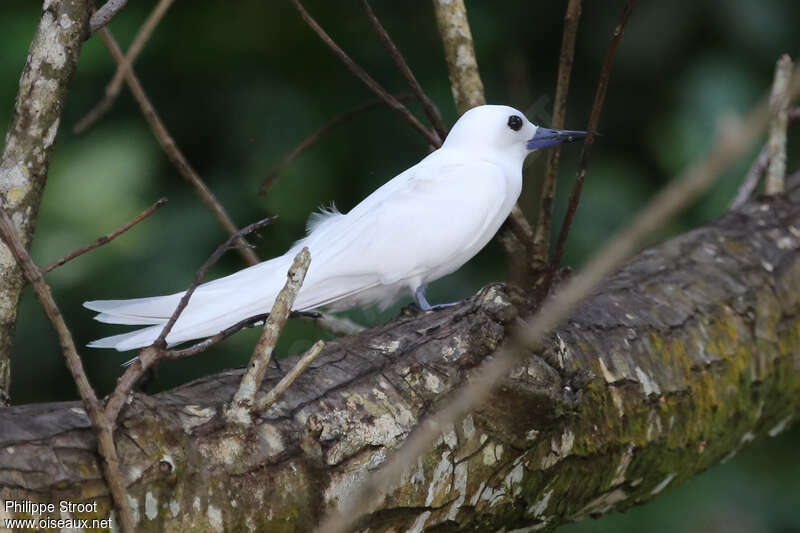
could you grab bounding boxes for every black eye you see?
[507,115,523,131]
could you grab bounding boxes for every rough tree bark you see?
[1,177,799,531]
[0,0,91,403]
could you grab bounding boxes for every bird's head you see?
[443,104,587,166]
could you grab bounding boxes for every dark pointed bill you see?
[527,127,588,150]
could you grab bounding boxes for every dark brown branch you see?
[40,198,167,274]
[531,0,582,270]
[549,0,637,276]
[89,0,128,32]
[0,210,135,532]
[505,204,535,245]
[153,311,318,360]
[103,216,275,422]
[289,0,441,147]
[361,0,448,141]
[227,248,312,423]
[95,27,260,267]
[259,94,412,195]
[161,314,269,359]
[76,0,176,134]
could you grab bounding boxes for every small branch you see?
[158,310,346,359]
[531,0,582,269]
[161,314,269,359]
[549,0,637,276]
[259,94,412,195]
[731,106,800,209]
[730,146,769,209]
[40,198,167,273]
[289,0,441,148]
[227,248,312,424]
[95,27,260,267]
[255,339,325,413]
[76,0,176,134]
[89,0,128,32]
[431,0,485,115]
[765,54,794,195]
[153,217,276,350]
[362,0,448,140]
[103,217,275,422]
[505,204,535,245]
[0,209,136,532]
[317,59,797,533]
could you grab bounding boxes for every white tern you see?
[85,105,586,351]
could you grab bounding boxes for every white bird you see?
[85,105,586,351]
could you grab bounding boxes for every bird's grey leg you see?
[414,284,433,311]
[414,284,461,311]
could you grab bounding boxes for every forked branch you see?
[227,248,312,424]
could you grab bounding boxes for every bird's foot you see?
[414,285,463,312]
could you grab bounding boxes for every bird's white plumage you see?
[85,105,547,350]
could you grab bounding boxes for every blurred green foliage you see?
[1,1,798,531]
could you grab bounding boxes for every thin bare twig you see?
[0,210,136,532]
[531,0,582,269]
[255,339,325,413]
[76,0,176,134]
[95,27,260,266]
[289,0,441,147]
[317,63,800,533]
[154,310,334,359]
[259,94,413,195]
[361,0,448,140]
[90,0,128,32]
[549,0,637,277]
[40,198,167,274]
[161,314,270,359]
[730,146,770,209]
[227,248,312,423]
[103,216,276,422]
[154,217,276,350]
[765,54,794,194]
[731,106,800,209]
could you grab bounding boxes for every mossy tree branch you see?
[1,176,799,531]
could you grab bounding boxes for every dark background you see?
[1,1,798,531]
